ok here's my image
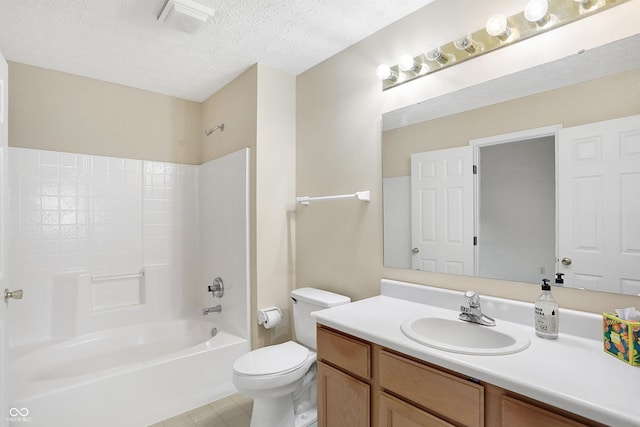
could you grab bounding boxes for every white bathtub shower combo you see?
[6,147,251,427]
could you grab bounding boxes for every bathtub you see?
[9,319,250,427]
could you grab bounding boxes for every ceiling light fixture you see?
[376,0,628,90]
[158,0,215,34]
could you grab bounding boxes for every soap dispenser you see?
[555,273,564,286]
[535,279,559,339]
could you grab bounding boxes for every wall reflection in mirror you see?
[382,35,640,296]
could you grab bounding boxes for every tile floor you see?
[149,393,252,427]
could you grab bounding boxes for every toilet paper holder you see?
[258,306,282,329]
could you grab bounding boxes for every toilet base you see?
[249,394,294,427]
[294,407,317,427]
[248,397,317,427]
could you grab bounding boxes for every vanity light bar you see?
[378,0,629,90]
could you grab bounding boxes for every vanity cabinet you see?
[317,325,604,427]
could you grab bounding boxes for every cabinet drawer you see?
[501,396,590,427]
[317,326,370,380]
[379,392,456,427]
[379,350,484,427]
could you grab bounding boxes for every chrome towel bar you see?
[296,190,370,205]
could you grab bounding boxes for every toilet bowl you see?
[233,341,317,427]
[232,287,351,427]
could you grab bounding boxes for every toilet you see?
[233,287,351,427]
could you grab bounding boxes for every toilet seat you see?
[234,341,310,377]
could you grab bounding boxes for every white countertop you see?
[314,280,640,427]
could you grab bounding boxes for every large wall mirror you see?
[382,34,640,296]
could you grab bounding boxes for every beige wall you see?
[200,66,258,164]
[383,68,640,178]
[296,47,384,303]
[296,0,640,312]
[254,66,296,347]
[8,62,201,164]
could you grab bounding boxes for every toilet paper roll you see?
[258,307,282,329]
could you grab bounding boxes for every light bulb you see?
[524,0,549,25]
[399,54,417,72]
[486,14,510,40]
[376,64,394,81]
[454,34,478,54]
[425,46,448,65]
[573,0,594,9]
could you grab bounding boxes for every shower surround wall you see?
[8,147,249,347]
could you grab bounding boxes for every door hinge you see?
[473,236,477,246]
[473,164,478,174]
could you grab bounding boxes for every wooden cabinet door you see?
[379,392,456,427]
[318,361,370,427]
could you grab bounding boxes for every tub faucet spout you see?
[203,305,222,315]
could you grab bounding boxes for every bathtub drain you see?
[211,327,218,338]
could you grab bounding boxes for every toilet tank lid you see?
[291,287,351,307]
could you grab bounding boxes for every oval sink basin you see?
[401,312,531,355]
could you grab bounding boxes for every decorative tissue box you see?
[602,313,640,366]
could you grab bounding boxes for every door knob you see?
[4,288,23,303]
[561,257,572,266]
[412,248,420,254]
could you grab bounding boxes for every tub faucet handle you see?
[207,277,224,298]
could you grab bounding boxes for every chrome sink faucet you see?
[459,291,496,326]
[203,304,222,315]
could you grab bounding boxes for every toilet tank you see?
[291,287,351,349]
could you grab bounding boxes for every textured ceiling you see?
[0,0,435,102]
